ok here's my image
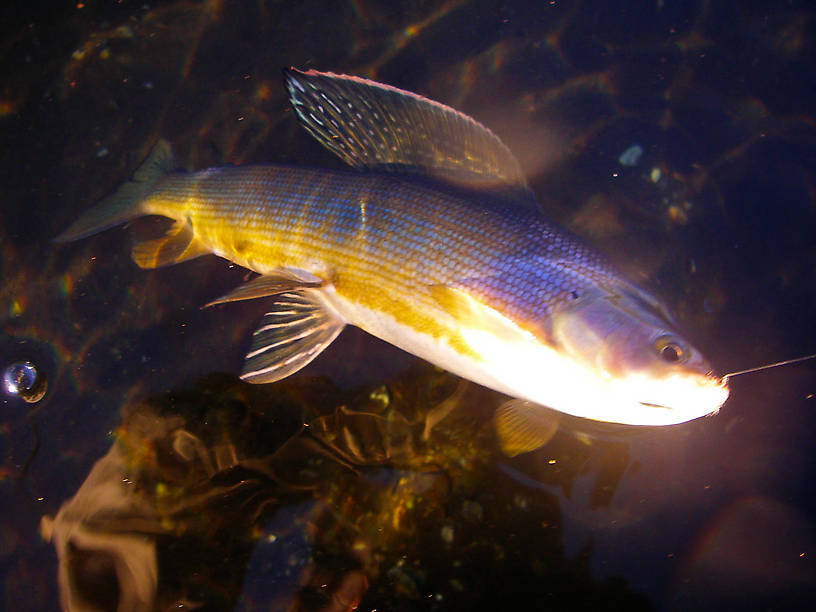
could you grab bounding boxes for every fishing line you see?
[723,353,816,379]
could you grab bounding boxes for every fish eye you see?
[654,335,687,364]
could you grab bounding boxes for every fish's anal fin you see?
[204,273,323,307]
[284,68,536,209]
[56,140,176,242]
[240,290,345,384]
[131,219,209,269]
[495,399,560,457]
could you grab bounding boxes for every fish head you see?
[551,284,729,425]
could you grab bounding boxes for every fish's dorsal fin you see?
[131,219,209,269]
[285,68,536,208]
[240,290,346,384]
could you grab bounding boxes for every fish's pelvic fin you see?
[495,399,560,457]
[56,140,176,242]
[284,68,536,207]
[240,290,345,384]
[204,272,323,307]
[131,219,209,269]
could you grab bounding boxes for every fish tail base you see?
[55,140,175,242]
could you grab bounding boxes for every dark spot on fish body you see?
[233,239,251,256]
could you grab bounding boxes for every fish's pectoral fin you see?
[240,290,345,384]
[131,219,209,269]
[284,68,536,208]
[495,399,560,457]
[204,271,324,307]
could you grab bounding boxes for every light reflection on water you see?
[1,1,815,610]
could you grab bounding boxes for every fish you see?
[57,68,729,453]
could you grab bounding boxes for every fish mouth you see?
[634,398,722,425]
[638,401,672,410]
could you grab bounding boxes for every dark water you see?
[1,1,815,610]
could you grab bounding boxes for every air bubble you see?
[3,361,47,403]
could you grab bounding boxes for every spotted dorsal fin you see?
[284,68,536,208]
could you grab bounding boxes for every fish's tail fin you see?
[55,140,176,242]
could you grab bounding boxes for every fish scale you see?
[143,165,612,335]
